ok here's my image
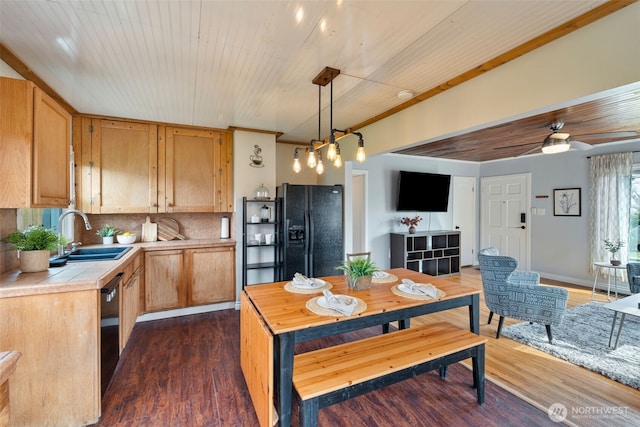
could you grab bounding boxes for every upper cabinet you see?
[81,118,159,214]
[0,77,71,208]
[163,126,233,213]
[76,118,233,213]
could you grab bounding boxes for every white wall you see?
[479,141,640,287]
[233,130,277,290]
[348,154,479,269]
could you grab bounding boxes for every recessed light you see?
[397,90,414,100]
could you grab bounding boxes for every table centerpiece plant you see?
[603,238,625,266]
[400,215,422,234]
[336,256,378,290]
[2,225,65,272]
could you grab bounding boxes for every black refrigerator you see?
[277,183,344,280]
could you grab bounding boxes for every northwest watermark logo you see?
[548,403,567,423]
[548,403,629,423]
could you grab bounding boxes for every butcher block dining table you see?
[240,268,481,427]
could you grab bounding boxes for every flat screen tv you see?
[396,171,451,212]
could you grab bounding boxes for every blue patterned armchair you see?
[626,262,640,294]
[478,247,568,344]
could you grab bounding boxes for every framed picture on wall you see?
[553,188,581,216]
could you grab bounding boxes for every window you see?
[630,166,640,261]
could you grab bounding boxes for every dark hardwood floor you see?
[94,308,554,426]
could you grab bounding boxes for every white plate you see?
[398,283,433,295]
[316,295,354,309]
[292,278,326,289]
[372,271,389,279]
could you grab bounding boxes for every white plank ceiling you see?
[0,0,612,144]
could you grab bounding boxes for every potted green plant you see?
[96,224,119,245]
[336,255,378,290]
[604,238,625,265]
[2,226,65,272]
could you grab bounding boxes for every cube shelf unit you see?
[390,231,460,276]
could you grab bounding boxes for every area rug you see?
[501,301,640,390]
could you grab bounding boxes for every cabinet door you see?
[187,246,235,305]
[144,250,185,312]
[165,127,231,213]
[0,78,70,208]
[32,87,71,206]
[120,254,142,351]
[91,120,158,213]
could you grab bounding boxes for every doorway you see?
[452,176,476,266]
[480,173,531,269]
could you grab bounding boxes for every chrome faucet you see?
[57,209,92,256]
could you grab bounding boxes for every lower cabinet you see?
[144,245,235,313]
[120,252,143,351]
[0,290,100,426]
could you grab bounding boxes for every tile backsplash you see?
[78,212,235,244]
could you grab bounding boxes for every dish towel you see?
[293,272,321,287]
[321,290,357,316]
[401,278,438,298]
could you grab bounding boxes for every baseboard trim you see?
[136,301,237,322]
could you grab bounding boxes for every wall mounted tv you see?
[396,171,451,212]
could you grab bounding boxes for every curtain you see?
[589,152,633,276]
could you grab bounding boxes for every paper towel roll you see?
[221,216,230,239]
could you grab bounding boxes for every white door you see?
[351,171,367,253]
[452,176,476,266]
[480,174,530,268]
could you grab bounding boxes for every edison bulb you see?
[326,142,336,161]
[333,154,342,168]
[316,160,324,174]
[356,146,366,162]
[307,151,317,168]
[293,158,302,173]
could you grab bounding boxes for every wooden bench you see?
[292,321,487,427]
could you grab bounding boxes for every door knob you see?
[455,226,460,229]
[520,225,526,229]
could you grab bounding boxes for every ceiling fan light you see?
[541,135,571,154]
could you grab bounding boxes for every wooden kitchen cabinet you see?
[120,252,143,351]
[163,126,233,213]
[75,118,233,213]
[0,290,100,426]
[0,77,70,208]
[187,246,236,305]
[81,118,158,213]
[144,245,235,312]
[144,249,185,312]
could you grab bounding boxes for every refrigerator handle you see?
[306,210,313,276]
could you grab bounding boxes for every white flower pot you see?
[102,236,114,245]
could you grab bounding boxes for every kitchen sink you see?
[66,246,132,262]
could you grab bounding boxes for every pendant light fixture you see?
[292,66,366,174]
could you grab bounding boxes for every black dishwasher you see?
[100,272,122,397]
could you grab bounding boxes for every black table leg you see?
[275,332,295,427]
[469,293,480,334]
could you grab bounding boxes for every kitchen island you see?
[0,238,234,426]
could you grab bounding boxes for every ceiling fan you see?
[520,121,638,156]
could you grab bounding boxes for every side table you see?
[603,293,640,349]
[592,262,627,301]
